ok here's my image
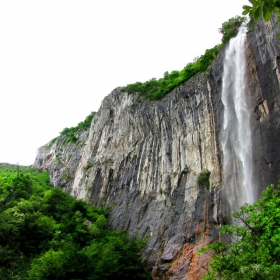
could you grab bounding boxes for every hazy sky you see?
[0,0,247,165]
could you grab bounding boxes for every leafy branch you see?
[243,0,280,22]
[199,183,280,279]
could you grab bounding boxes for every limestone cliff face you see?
[34,17,280,279]
[35,129,89,189]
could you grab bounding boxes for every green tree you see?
[219,16,247,45]
[243,0,280,21]
[200,183,280,279]
[0,164,150,279]
[123,16,246,102]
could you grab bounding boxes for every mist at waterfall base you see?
[221,25,256,213]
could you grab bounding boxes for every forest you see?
[0,164,150,279]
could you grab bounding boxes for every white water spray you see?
[221,25,255,212]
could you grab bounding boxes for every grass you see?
[0,163,52,189]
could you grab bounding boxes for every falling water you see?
[221,25,255,213]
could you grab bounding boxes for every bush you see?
[197,170,211,188]
[58,112,96,146]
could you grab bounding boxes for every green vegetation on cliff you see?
[60,111,96,145]
[0,164,150,279]
[197,170,211,189]
[200,183,280,279]
[122,16,246,101]
[48,112,96,147]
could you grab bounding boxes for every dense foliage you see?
[48,112,96,147]
[123,16,246,101]
[243,0,280,22]
[0,164,150,279]
[219,16,247,45]
[200,183,280,279]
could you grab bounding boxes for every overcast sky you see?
[0,0,247,166]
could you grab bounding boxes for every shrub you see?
[59,112,96,146]
[197,170,211,188]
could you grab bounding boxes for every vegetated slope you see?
[48,111,96,147]
[0,163,150,279]
[123,16,246,101]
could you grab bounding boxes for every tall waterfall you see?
[221,25,255,213]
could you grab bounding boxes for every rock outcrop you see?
[34,16,280,279]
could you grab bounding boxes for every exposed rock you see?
[34,16,280,279]
[246,16,280,194]
[34,129,89,191]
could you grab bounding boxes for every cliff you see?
[34,16,280,279]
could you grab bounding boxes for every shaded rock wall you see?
[34,16,280,279]
[246,17,280,194]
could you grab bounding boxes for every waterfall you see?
[221,25,255,213]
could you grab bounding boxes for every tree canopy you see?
[0,164,150,279]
